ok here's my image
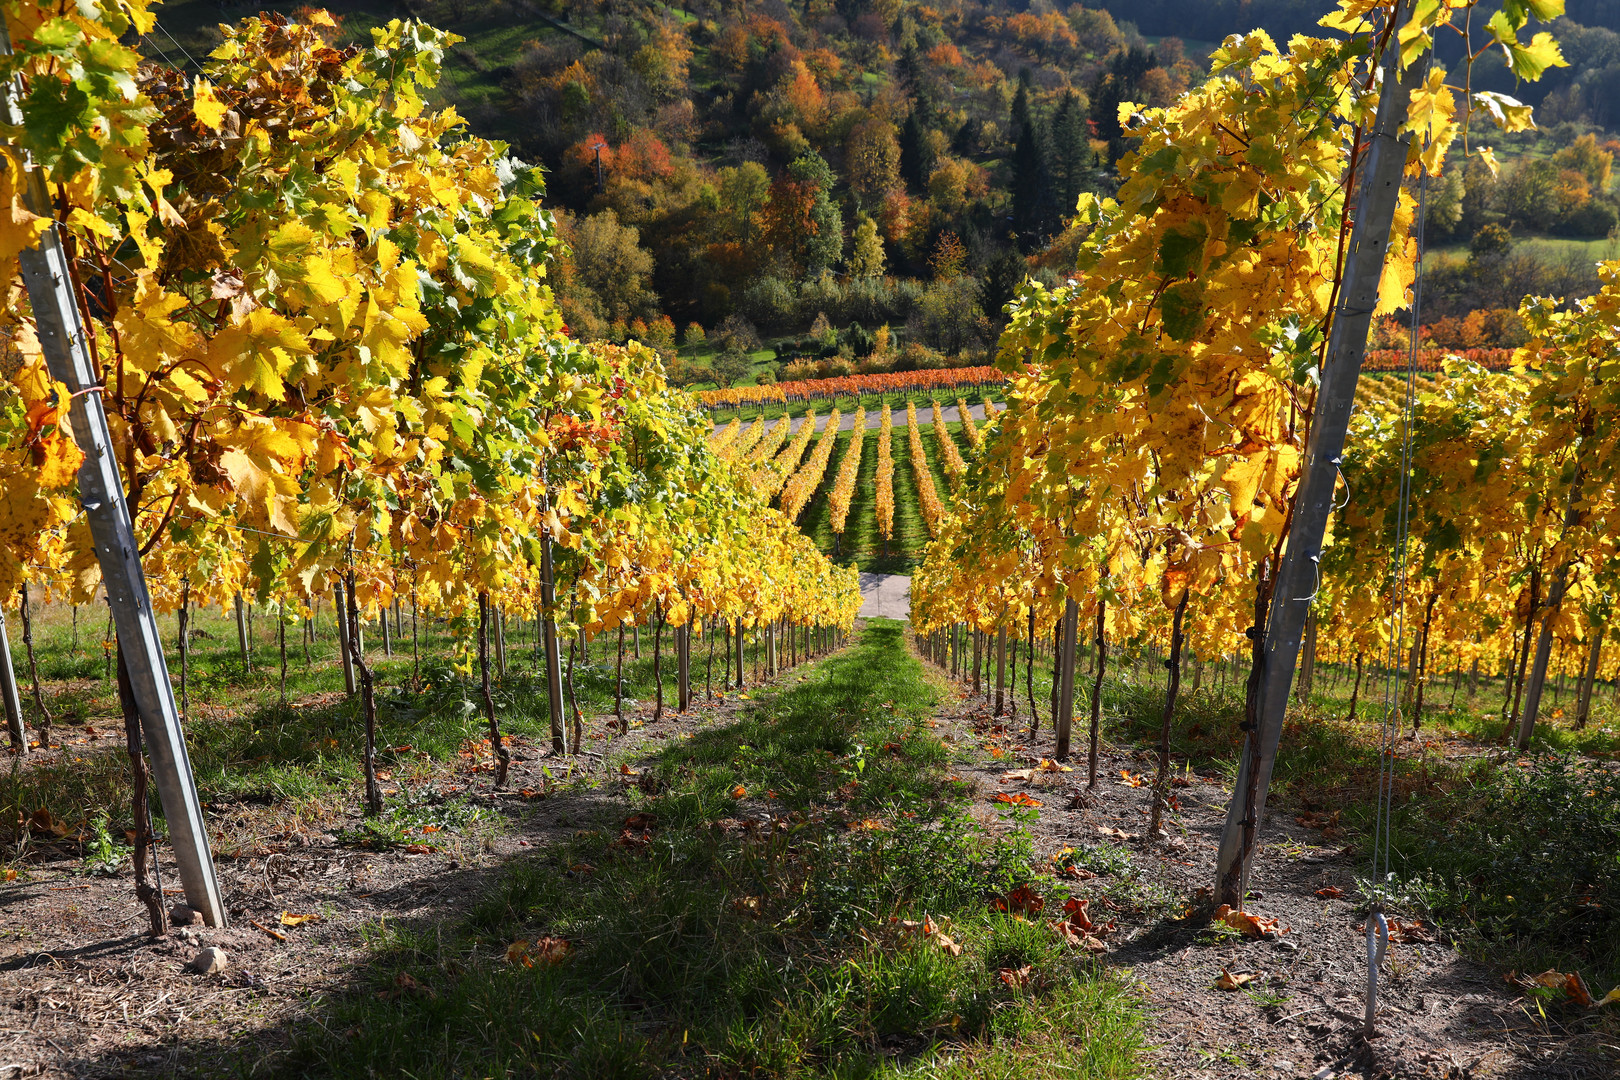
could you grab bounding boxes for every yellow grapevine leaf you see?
[193,78,228,131]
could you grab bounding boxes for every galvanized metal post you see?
[0,605,24,752]
[4,32,224,921]
[1215,10,1425,905]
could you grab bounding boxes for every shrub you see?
[715,313,762,353]
[712,347,754,387]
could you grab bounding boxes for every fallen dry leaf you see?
[997,964,1034,988]
[506,937,571,968]
[1119,770,1147,787]
[1314,886,1344,899]
[936,933,964,957]
[990,884,1045,916]
[730,784,747,799]
[999,769,1034,782]
[1214,968,1256,991]
[990,791,1042,807]
[278,911,321,926]
[1215,904,1286,938]
[1521,969,1594,1007]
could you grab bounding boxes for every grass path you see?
[287,621,1145,1079]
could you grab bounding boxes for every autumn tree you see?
[846,115,902,205]
[848,214,887,278]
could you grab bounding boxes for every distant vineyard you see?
[698,367,1006,410]
[1362,348,1518,371]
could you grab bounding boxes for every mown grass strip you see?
[281,621,1145,1079]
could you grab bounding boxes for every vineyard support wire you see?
[1366,123,1433,1043]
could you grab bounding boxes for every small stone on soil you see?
[187,946,228,975]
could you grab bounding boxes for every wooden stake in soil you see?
[116,645,167,937]
[653,604,665,722]
[347,573,383,815]
[1027,609,1039,737]
[19,583,49,749]
[1087,601,1108,790]
[1055,599,1078,760]
[335,581,357,696]
[278,601,288,703]
[478,593,511,787]
[1149,593,1189,836]
[1576,623,1605,729]
[616,625,627,734]
[234,593,251,671]
[565,635,583,752]
[995,625,1007,716]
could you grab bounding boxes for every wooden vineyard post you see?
[677,623,691,712]
[1576,624,1605,728]
[996,625,1007,715]
[734,619,746,689]
[539,506,567,753]
[234,593,251,671]
[1055,598,1079,760]
[334,582,357,695]
[2,13,226,921]
[1215,16,1426,906]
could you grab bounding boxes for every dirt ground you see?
[1,637,1615,1079]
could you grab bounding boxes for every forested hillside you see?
[153,0,1620,376]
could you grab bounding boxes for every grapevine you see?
[827,408,867,539]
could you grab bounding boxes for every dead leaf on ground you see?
[1215,904,1286,938]
[990,791,1042,807]
[990,884,1045,916]
[278,911,321,926]
[1214,968,1256,991]
[1515,969,1595,1007]
[997,964,1034,988]
[506,937,571,968]
[1314,886,1344,899]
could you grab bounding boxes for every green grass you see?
[1425,233,1620,269]
[276,621,1147,1079]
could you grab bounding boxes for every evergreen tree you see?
[980,247,1029,337]
[900,105,936,192]
[1050,89,1094,219]
[1010,80,1056,249]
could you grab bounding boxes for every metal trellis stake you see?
[1214,7,1426,907]
[3,23,225,925]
